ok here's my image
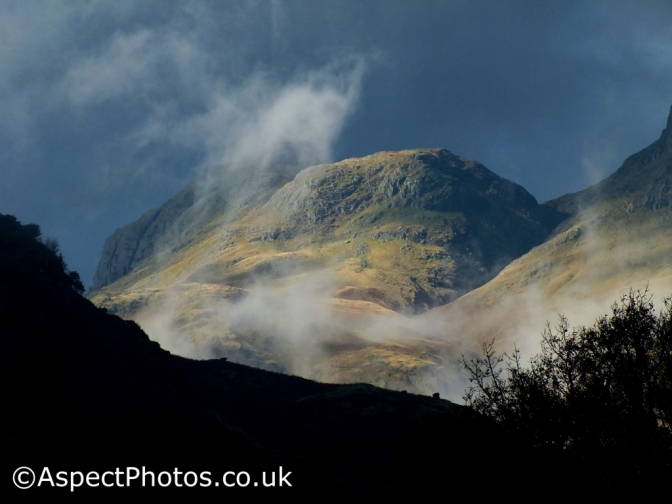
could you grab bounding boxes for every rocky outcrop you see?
[263,149,568,280]
[266,149,562,224]
[546,105,672,215]
[91,148,570,307]
[89,183,196,292]
[89,167,297,292]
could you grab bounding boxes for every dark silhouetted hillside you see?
[1,213,545,500]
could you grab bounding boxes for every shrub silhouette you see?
[461,289,672,495]
[0,214,84,294]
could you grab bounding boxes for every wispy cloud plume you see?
[163,56,366,179]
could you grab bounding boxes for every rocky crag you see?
[91,149,566,308]
[89,148,566,395]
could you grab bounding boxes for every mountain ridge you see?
[434,105,672,350]
[87,147,571,394]
[91,148,567,308]
[88,105,672,395]
[546,104,672,215]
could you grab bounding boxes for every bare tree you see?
[461,289,672,494]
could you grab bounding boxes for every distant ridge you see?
[547,104,672,215]
[435,104,672,349]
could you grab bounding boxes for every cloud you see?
[57,18,366,197]
[214,272,339,377]
[116,53,370,379]
[0,0,372,288]
[179,57,366,174]
[64,30,170,106]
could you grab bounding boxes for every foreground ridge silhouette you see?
[1,213,538,500]
[4,212,669,500]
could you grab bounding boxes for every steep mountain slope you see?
[90,169,294,292]
[89,148,566,394]
[434,106,672,350]
[91,149,564,307]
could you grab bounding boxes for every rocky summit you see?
[88,148,566,394]
[91,148,566,308]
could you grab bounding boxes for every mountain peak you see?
[90,147,568,315]
[611,103,672,169]
[660,103,672,145]
[546,104,672,214]
[647,103,672,151]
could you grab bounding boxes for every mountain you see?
[1,212,544,499]
[91,149,565,307]
[434,106,672,350]
[88,148,566,394]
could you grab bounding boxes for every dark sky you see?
[2,0,672,288]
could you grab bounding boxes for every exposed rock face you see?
[89,169,294,292]
[253,148,568,303]
[90,183,196,292]
[91,148,568,307]
[547,105,672,215]
[267,149,556,224]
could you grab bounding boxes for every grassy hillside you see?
[88,148,565,393]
